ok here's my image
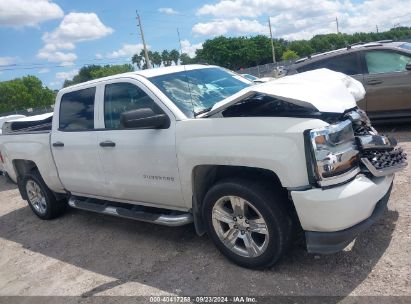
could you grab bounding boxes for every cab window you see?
[59,87,96,131]
[104,82,163,129]
[365,50,411,74]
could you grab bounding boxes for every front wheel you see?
[203,178,292,269]
[23,170,66,220]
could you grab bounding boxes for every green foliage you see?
[192,27,411,70]
[169,49,180,65]
[196,36,277,70]
[132,53,143,69]
[63,64,134,87]
[180,53,193,65]
[281,50,299,61]
[161,50,172,66]
[151,51,162,67]
[0,75,55,113]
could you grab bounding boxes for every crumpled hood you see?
[202,69,365,117]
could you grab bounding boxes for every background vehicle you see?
[0,65,406,268]
[287,41,411,123]
[240,73,259,82]
[240,73,274,83]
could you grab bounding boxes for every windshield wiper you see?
[194,107,213,117]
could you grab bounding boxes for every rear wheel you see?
[203,178,292,269]
[23,170,66,220]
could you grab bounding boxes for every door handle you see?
[52,141,64,147]
[367,79,383,85]
[99,141,116,147]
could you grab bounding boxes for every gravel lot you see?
[0,125,410,298]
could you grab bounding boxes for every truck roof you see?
[60,64,214,92]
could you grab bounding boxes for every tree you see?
[161,50,172,66]
[0,75,55,113]
[63,64,134,87]
[180,53,192,65]
[132,53,143,69]
[169,49,180,65]
[151,51,162,67]
[281,50,299,61]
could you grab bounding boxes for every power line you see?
[0,58,135,72]
[0,56,133,69]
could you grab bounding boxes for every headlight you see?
[306,120,359,187]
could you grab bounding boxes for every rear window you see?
[297,53,361,75]
[59,87,96,131]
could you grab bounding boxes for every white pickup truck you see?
[0,65,407,268]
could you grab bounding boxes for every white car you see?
[0,65,406,268]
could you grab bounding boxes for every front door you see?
[362,49,411,119]
[51,86,106,196]
[96,79,184,208]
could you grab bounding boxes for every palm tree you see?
[169,49,180,65]
[131,54,142,69]
[151,51,162,67]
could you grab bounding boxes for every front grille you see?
[361,147,407,170]
[346,109,407,177]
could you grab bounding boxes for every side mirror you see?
[406,62,411,71]
[120,108,170,129]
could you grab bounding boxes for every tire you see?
[202,178,292,269]
[23,169,66,220]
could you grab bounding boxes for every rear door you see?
[361,49,411,119]
[51,87,106,196]
[95,78,184,208]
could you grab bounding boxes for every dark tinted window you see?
[298,53,360,75]
[59,87,95,131]
[104,82,162,129]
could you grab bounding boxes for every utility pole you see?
[268,17,276,64]
[177,28,183,56]
[336,17,340,34]
[136,11,152,69]
[376,25,379,33]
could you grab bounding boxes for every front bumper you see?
[291,174,394,254]
[305,182,392,254]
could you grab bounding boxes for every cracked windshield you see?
[149,67,250,117]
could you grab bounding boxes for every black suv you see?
[287,41,411,122]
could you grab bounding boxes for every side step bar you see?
[68,196,193,227]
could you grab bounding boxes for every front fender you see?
[176,117,327,208]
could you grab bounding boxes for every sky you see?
[0,0,410,89]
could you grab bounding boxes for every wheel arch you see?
[13,159,38,200]
[13,159,66,201]
[191,165,285,236]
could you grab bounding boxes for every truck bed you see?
[0,115,65,193]
[1,113,53,135]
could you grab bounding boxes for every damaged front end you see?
[348,109,407,178]
[306,108,407,188]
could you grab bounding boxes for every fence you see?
[238,60,296,78]
[0,105,54,118]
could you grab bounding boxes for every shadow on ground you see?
[0,178,398,298]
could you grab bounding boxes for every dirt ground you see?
[0,125,410,298]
